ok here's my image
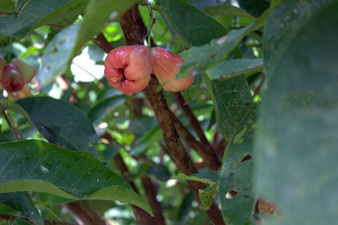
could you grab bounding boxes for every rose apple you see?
[151,47,194,92]
[104,45,153,96]
[0,64,25,93]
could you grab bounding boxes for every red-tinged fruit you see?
[104,45,153,96]
[152,47,195,92]
[12,58,36,84]
[0,64,25,93]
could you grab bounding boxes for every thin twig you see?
[1,109,20,140]
[253,75,265,98]
[7,111,23,139]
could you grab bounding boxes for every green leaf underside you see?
[206,58,263,80]
[0,140,152,214]
[156,0,228,47]
[255,1,338,224]
[17,97,98,156]
[0,0,87,39]
[173,171,220,185]
[219,107,256,225]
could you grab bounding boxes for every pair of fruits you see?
[104,45,194,96]
[0,57,36,93]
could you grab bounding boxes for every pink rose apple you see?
[152,47,194,92]
[104,45,153,96]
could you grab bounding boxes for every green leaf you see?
[205,5,257,18]
[0,0,87,39]
[156,0,228,47]
[219,107,256,225]
[0,130,10,143]
[263,0,334,81]
[0,192,43,225]
[73,0,138,53]
[199,184,218,211]
[16,97,99,157]
[237,0,270,17]
[36,23,80,86]
[206,58,263,80]
[179,24,253,78]
[0,140,152,214]
[204,74,253,139]
[88,95,126,125]
[255,1,338,224]
[0,99,33,126]
[173,171,220,185]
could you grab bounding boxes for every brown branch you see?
[65,201,106,225]
[170,111,219,170]
[118,5,225,224]
[0,11,12,16]
[141,177,166,225]
[0,214,76,225]
[174,93,220,169]
[0,109,20,140]
[92,33,113,53]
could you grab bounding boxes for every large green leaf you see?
[219,107,256,225]
[0,0,87,39]
[16,97,99,157]
[0,140,152,214]
[0,192,43,225]
[255,1,338,224]
[204,74,253,139]
[156,0,228,47]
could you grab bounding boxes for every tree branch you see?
[0,214,76,225]
[170,110,219,170]
[174,92,220,169]
[118,5,225,224]
[65,201,106,225]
